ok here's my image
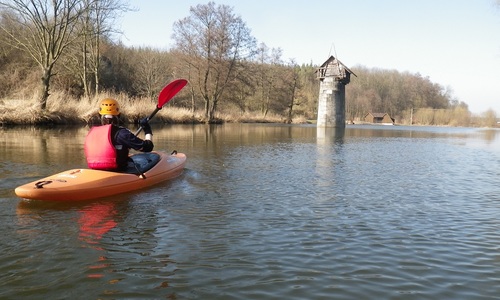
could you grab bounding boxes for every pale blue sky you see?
[119,0,500,114]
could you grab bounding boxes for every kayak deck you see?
[15,151,186,201]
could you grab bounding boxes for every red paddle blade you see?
[157,79,188,108]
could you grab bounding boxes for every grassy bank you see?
[0,92,304,125]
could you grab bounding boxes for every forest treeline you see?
[0,1,497,127]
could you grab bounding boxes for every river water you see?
[1,123,500,299]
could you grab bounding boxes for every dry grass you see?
[0,93,306,125]
[217,107,307,123]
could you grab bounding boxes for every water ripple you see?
[2,125,500,299]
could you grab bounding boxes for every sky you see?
[118,0,500,115]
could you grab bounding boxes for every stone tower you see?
[316,56,356,128]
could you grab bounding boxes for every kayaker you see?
[84,98,154,171]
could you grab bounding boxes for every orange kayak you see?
[15,151,186,201]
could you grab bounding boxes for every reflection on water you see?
[1,124,500,299]
[16,198,120,279]
[316,126,345,143]
[16,195,119,241]
[77,201,116,279]
[78,201,117,243]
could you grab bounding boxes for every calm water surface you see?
[1,124,500,299]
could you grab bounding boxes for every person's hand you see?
[139,118,152,135]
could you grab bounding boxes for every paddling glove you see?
[139,118,152,135]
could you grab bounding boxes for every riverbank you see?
[2,96,496,128]
[0,96,304,126]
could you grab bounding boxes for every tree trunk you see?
[204,95,210,122]
[286,102,293,124]
[82,41,90,98]
[39,68,52,110]
[208,97,218,123]
[286,87,297,124]
[94,35,100,95]
[190,85,196,112]
[285,67,299,124]
[263,94,269,118]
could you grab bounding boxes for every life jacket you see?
[84,124,118,170]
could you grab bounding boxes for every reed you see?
[0,93,307,125]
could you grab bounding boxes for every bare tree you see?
[172,2,257,122]
[85,0,129,96]
[284,60,300,124]
[255,43,271,114]
[0,0,92,109]
[261,47,283,117]
[129,47,173,99]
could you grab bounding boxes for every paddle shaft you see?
[134,79,188,136]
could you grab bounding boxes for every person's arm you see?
[140,118,153,142]
[139,119,154,152]
[140,137,154,152]
[116,128,154,152]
